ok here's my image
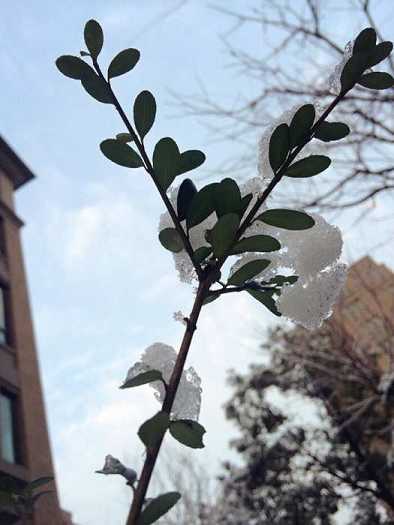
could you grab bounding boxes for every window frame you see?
[0,385,23,466]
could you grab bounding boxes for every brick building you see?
[0,138,73,524]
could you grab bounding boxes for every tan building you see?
[0,138,73,524]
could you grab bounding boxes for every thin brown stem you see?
[92,60,203,280]
[126,278,212,524]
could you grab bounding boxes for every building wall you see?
[0,157,65,523]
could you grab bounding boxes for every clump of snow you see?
[96,455,137,484]
[123,342,202,420]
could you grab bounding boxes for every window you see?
[0,286,8,345]
[0,391,18,464]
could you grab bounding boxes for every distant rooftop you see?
[0,136,35,190]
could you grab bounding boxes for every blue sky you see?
[1,1,393,524]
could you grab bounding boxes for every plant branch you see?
[92,60,203,280]
[125,277,212,524]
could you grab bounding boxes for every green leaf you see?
[138,492,181,525]
[84,19,103,59]
[314,122,350,142]
[159,228,184,253]
[193,246,212,264]
[55,55,94,80]
[358,72,394,90]
[269,123,290,172]
[108,48,140,79]
[232,235,281,254]
[27,477,54,492]
[169,420,206,449]
[228,259,271,286]
[213,178,242,218]
[177,150,206,175]
[353,27,376,54]
[285,155,331,178]
[153,138,180,191]
[247,289,281,316]
[187,183,218,228]
[238,193,253,219]
[116,133,133,143]
[340,52,369,92]
[266,275,298,286]
[367,41,393,67]
[177,179,197,221]
[289,104,315,148]
[203,292,221,305]
[210,213,240,258]
[81,71,113,104]
[138,411,169,449]
[134,91,157,139]
[120,370,164,389]
[255,209,315,230]
[100,139,143,168]
[80,50,90,57]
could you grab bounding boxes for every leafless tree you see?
[176,1,394,215]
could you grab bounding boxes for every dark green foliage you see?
[138,412,169,449]
[55,55,94,79]
[108,48,140,79]
[247,289,281,316]
[340,52,369,92]
[367,41,393,67]
[314,122,350,142]
[159,228,184,253]
[116,133,133,143]
[353,27,376,54]
[134,91,157,139]
[153,138,180,190]
[210,213,240,258]
[84,20,103,59]
[193,246,212,264]
[169,420,206,449]
[228,259,271,286]
[213,178,242,218]
[255,209,315,230]
[81,71,113,103]
[100,139,143,168]
[177,150,206,175]
[289,104,315,148]
[138,492,181,525]
[285,155,331,178]
[269,123,290,172]
[177,179,197,221]
[265,275,298,286]
[120,370,164,389]
[232,235,281,254]
[187,183,218,228]
[238,194,253,219]
[358,72,394,90]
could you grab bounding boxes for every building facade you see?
[0,138,71,524]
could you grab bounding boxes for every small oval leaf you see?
[358,72,394,90]
[138,492,181,525]
[232,235,281,254]
[138,411,169,449]
[169,420,206,449]
[108,48,140,79]
[228,259,271,286]
[100,139,143,168]
[187,183,218,228]
[340,52,369,92]
[214,178,242,218]
[81,72,113,104]
[289,104,315,148]
[134,90,157,139]
[210,213,240,258]
[153,138,180,191]
[116,133,133,143]
[247,289,281,316]
[193,246,212,264]
[120,370,163,389]
[269,123,290,172]
[55,55,94,80]
[353,27,376,54]
[285,155,331,178]
[177,179,197,221]
[159,228,184,253]
[367,41,393,68]
[84,19,103,59]
[177,150,206,175]
[255,209,315,230]
[314,122,350,142]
